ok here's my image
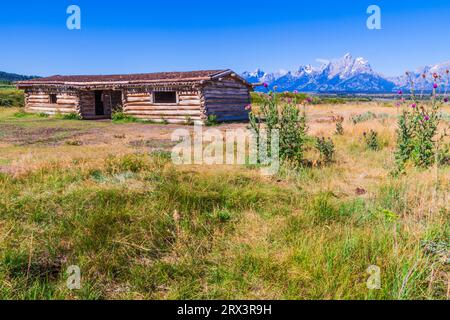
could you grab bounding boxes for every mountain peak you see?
[241,53,394,93]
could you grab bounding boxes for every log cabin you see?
[16,69,253,124]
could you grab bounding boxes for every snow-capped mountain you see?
[241,53,449,93]
[391,61,450,91]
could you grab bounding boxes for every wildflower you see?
[263,82,268,88]
[398,90,403,95]
[444,97,448,103]
[424,115,430,121]
[433,83,438,89]
[395,102,401,107]
[287,98,292,104]
[433,73,439,79]
[411,103,416,108]
[306,97,313,103]
[293,90,298,94]
[245,104,252,111]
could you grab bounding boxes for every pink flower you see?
[411,103,416,108]
[293,90,299,94]
[398,90,403,95]
[287,98,292,104]
[433,83,438,89]
[263,82,268,88]
[245,104,252,111]
[424,115,430,121]
[306,97,313,103]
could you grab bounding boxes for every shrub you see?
[249,90,308,166]
[112,111,137,123]
[315,137,335,164]
[394,74,448,170]
[364,130,380,151]
[13,111,29,118]
[0,89,24,108]
[184,116,194,125]
[0,98,13,107]
[351,111,377,124]
[60,112,82,120]
[205,115,218,126]
[335,116,344,135]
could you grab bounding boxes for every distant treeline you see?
[250,92,372,105]
[0,71,39,83]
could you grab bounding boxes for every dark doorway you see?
[94,91,104,116]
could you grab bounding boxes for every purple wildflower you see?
[263,82,268,88]
[411,103,416,108]
[433,83,438,89]
[424,115,430,121]
[444,97,449,103]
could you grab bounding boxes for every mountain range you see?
[242,53,450,93]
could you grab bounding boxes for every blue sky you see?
[1,0,449,77]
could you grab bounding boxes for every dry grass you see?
[0,103,448,300]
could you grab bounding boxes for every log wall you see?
[24,91,79,115]
[202,77,251,122]
[123,90,203,124]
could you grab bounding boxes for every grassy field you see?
[0,101,448,300]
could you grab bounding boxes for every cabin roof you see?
[16,69,252,88]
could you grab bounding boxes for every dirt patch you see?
[0,125,82,146]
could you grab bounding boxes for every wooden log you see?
[124,105,200,111]
[28,107,77,113]
[125,110,201,116]
[28,103,79,108]
[126,97,152,102]
[178,99,201,105]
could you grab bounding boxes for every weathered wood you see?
[126,110,201,116]
[125,105,200,111]
[28,107,77,113]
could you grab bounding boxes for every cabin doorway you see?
[94,91,104,116]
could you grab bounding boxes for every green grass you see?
[0,152,447,300]
[0,88,24,108]
[0,105,448,300]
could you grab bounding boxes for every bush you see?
[205,115,218,126]
[394,75,448,170]
[249,90,308,166]
[112,111,137,123]
[0,89,24,108]
[335,116,344,135]
[364,130,380,151]
[315,137,335,164]
[351,111,377,124]
[61,112,82,120]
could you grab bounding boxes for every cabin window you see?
[154,91,177,104]
[49,94,57,104]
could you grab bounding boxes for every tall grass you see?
[0,152,447,300]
